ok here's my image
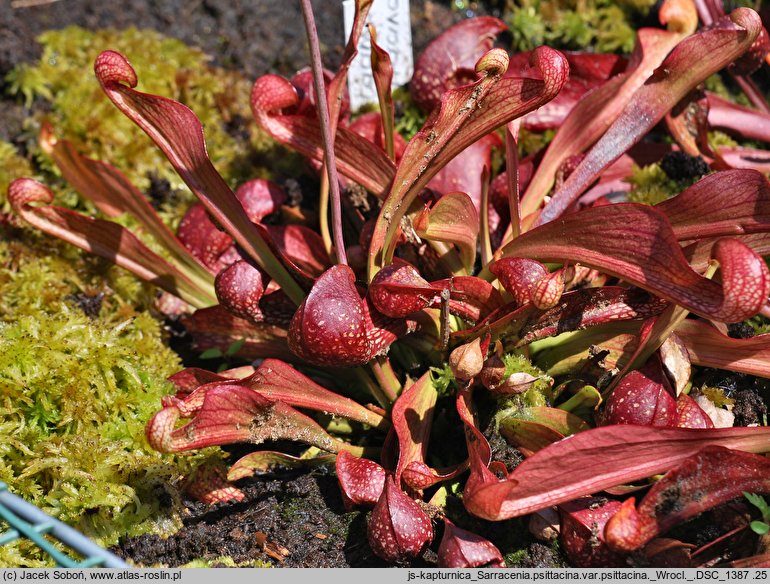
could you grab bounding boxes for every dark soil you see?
[114,470,399,568]
[1,0,482,81]
[114,465,561,568]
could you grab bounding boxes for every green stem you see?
[429,240,468,277]
[352,366,391,410]
[480,165,493,267]
[334,443,382,459]
[636,260,719,366]
[318,168,334,259]
[557,385,601,413]
[370,355,401,402]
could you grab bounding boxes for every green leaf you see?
[750,521,769,535]
[225,338,246,357]
[498,406,591,452]
[199,348,223,359]
[743,491,766,507]
[744,491,770,521]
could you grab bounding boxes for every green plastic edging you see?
[0,482,130,568]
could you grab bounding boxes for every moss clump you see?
[626,163,688,206]
[709,130,740,151]
[429,351,551,404]
[747,315,770,336]
[393,87,427,141]
[504,546,531,566]
[430,363,456,398]
[703,73,752,108]
[1,29,291,564]
[518,128,556,157]
[0,127,218,569]
[0,239,221,565]
[506,0,652,54]
[500,353,553,407]
[21,26,248,181]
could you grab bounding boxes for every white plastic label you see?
[343,0,414,110]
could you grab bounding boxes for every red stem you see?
[505,121,522,240]
[731,73,770,115]
[693,0,721,25]
[299,0,347,265]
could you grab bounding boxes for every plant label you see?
[343,0,413,110]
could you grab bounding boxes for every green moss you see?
[429,347,552,406]
[393,87,427,141]
[748,314,770,336]
[16,27,242,186]
[508,3,547,51]
[0,141,219,566]
[0,26,313,563]
[626,163,687,206]
[506,0,647,54]
[0,24,341,569]
[4,64,54,108]
[709,130,740,151]
[495,353,553,409]
[504,546,531,566]
[279,496,307,523]
[703,74,732,100]
[0,248,221,564]
[430,363,456,397]
[703,73,753,109]
[518,128,555,157]
[615,0,657,11]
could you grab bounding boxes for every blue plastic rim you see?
[0,482,129,568]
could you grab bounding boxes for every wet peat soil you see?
[113,453,567,568]
[115,470,397,568]
[3,0,769,569]
[111,466,564,568]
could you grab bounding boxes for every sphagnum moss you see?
[626,163,688,206]
[0,243,224,565]
[506,0,655,54]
